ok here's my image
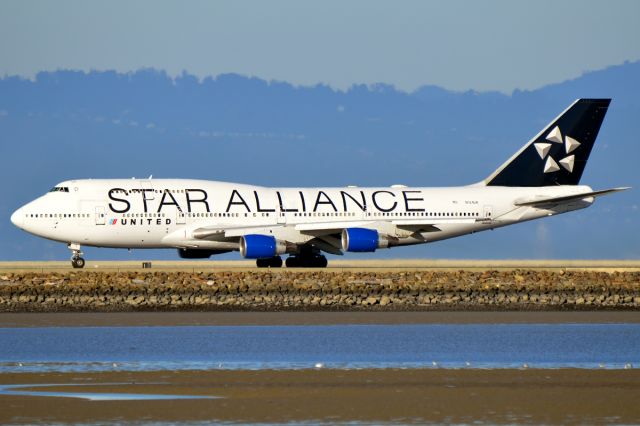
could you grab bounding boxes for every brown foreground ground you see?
[1,369,639,424]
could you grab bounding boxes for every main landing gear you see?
[255,248,329,268]
[285,255,328,268]
[256,256,283,268]
[285,246,328,268]
[68,243,85,269]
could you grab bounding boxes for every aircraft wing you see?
[296,218,477,236]
[191,224,287,240]
[295,221,374,234]
[391,218,476,233]
[193,215,484,241]
[190,216,483,256]
[514,187,630,207]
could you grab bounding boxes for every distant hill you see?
[1,62,638,260]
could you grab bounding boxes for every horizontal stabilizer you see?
[514,187,630,207]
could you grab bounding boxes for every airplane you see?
[10,99,628,268]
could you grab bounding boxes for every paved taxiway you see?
[1,259,639,273]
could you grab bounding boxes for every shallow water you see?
[0,383,218,401]
[0,323,638,372]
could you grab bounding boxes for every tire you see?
[287,255,326,268]
[256,258,269,268]
[72,257,85,269]
[270,256,283,268]
[304,256,327,268]
[316,256,328,268]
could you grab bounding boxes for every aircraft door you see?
[276,190,290,225]
[277,207,286,224]
[140,180,154,207]
[483,205,493,220]
[95,206,106,225]
[176,208,186,224]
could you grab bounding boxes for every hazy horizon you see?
[2,0,640,93]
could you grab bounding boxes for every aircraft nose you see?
[10,208,24,228]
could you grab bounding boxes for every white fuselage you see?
[11,179,594,254]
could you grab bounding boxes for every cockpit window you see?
[49,187,69,193]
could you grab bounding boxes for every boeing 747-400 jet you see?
[11,99,628,268]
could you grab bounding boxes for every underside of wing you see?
[391,218,475,233]
[294,221,374,235]
[191,224,286,240]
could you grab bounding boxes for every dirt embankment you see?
[0,270,638,312]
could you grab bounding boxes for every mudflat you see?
[1,310,640,327]
[1,369,638,424]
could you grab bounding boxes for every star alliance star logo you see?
[533,126,580,173]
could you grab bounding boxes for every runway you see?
[1,259,640,273]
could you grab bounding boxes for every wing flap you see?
[393,218,475,233]
[295,221,374,234]
[515,187,630,207]
[192,224,286,239]
[392,218,476,226]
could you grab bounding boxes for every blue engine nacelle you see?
[341,228,389,252]
[239,234,287,259]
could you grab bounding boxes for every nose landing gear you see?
[71,257,86,269]
[68,243,85,269]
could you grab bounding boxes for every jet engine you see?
[239,234,287,259]
[341,228,389,252]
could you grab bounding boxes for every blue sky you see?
[1,0,639,93]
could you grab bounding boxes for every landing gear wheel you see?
[256,256,283,268]
[316,255,328,268]
[286,255,327,268]
[285,256,299,268]
[67,243,85,269]
[270,256,283,268]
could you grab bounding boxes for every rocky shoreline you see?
[0,270,639,312]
